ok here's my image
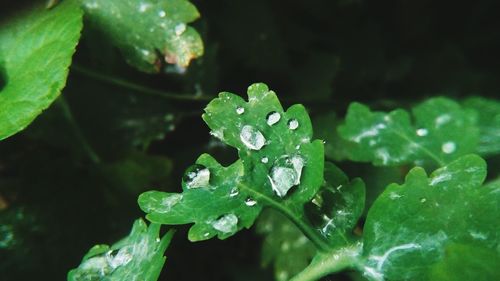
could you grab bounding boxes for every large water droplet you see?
[240,125,266,150]
[183,164,210,189]
[174,23,186,36]
[268,155,304,197]
[288,119,299,130]
[212,214,238,234]
[266,111,281,126]
[441,142,456,154]
[245,198,257,206]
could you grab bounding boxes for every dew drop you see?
[240,125,266,150]
[416,128,428,136]
[212,214,238,234]
[236,106,245,115]
[174,23,186,36]
[156,194,182,213]
[183,164,210,189]
[261,157,269,163]
[266,111,281,126]
[229,187,239,197]
[245,198,257,206]
[441,142,456,154]
[139,3,151,12]
[268,155,304,197]
[420,198,427,203]
[159,10,166,17]
[107,247,133,269]
[288,119,299,130]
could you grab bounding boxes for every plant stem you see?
[238,183,332,252]
[290,242,363,281]
[56,97,101,164]
[70,64,214,102]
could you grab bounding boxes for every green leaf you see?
[308,162,365,247]
[462,97,500,157]
[338,98,479,167]
[139,83,328,250]
[256,210,316,281]
[81,0,204,72]
[257,162,365,281]
[429,243,500,281]
[362,154,499,280]
[68,219,174,281]
[0,1,83,140]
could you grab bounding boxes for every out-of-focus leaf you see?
[462,97,500,157]
[81,0,204,72]
[0,1,83,140]
[338,98,479,168]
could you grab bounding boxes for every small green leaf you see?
[81,0,204,72]
[462,97,500,157]
[338,98,479,167]
[308,162,365,247]
[140,83,327,249]
[0,1,83,140]
[68,219,174,281]
[362,154,499,280]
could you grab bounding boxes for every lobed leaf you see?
[338,98,479,167]
[0,0,83,140]
[68,219,174,281]
[139,83,326,244]
[462,97,500,157]
[81,0,204,72]
[362,154,500,280]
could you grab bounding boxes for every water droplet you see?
[281,242,290,251]
[261,157,269,163]
[389,192,402,200]
[212,214,238,234]
[278,271,289,281]
[107,247,133,269]
[139,3,151,12]
[416,128,428,136]
[268,155,304,197]
[159,10,166,17]
[240,125,266,150]
[183,164,210,189]
[245,198,257,206]
[229,187,239,197]
[266,111,281,126]
[157,194,182,213]
[420,198,427,203]
[441,142,456,154]
[236,106,245,115]
[174,23,186,36]
[288,119,299,130]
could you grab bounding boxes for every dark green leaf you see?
[81,0,204,72]
[0,1,83,140]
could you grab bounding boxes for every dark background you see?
[1,0,499,280]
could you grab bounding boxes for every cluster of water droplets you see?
[78,246,134,278]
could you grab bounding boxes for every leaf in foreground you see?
[338,98,479,167]
[68,219,174,281]
[0,1,83,140]
[362,154,499,280]
[81,0,204,72]
[139,83,327,249]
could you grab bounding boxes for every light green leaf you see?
[462,97,500,157]
[0,1,83,140]
[81,0,204,72]
[338,98,479,167]
[68,219,174,281]
[139,83,328,250]
[362,154,499,280]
